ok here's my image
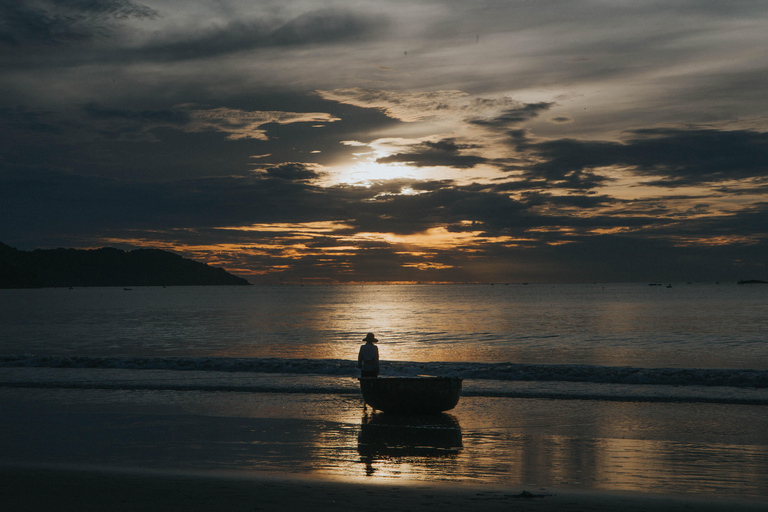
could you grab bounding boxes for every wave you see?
[2,355,768,389]
[1,381,766,405]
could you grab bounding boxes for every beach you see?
[2,284,768,509]
[3,466,768,512]
[2,385,768,507]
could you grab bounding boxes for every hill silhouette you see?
[0,243,250,288]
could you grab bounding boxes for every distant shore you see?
[1,466,766,512]
[0,242,250,288]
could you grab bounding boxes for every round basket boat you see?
[359,376,462,414]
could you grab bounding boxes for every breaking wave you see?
[2,354,767,389]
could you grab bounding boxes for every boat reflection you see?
[358,411,463,476]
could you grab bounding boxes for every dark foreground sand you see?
[1,467,766,512]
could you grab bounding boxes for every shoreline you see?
[1,465,766,512]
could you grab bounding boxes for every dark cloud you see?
[0,5,388,72]
[2,1,767,284]
[0,167,332,244]
[82,103,190,125]
[259,163,323,182]
[3,161,765,283]
[269,10,385,46]
[492,143,613,191]
[129,9,387,63]
[0,106,65,134]
[514,191,616,209]
[376,138,487,168]
[0,113,256,180]
[0,164,621,245]
[341,183,630,236]
[626,128,768,186]
[0,125,729,247]
[0,0,157,46]
[0,95,399,180]
[470,102,554,129]
[510,234,768,283]
[638,201,768,239]
[529,169,611,191]
[519,128,768,187]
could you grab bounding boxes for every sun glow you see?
[331,160,416,185]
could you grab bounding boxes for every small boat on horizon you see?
[359,376,462,414]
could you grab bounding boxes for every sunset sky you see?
[2,0,768,283]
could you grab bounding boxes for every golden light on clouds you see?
[220,221,354,234]
[347,226,523,252]
[402,262,455,270]
[4,0,768,285]
[100,218,538,281]
[316,88,472,123]
[182,106,340,141]
[666,234,768,247]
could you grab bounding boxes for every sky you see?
[2,0,768,283]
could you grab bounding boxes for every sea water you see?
[1,283,767,498]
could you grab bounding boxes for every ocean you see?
[1,283,767,498]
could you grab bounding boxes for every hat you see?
[363,332,377,342]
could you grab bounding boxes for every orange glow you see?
[102,221,523,281]
[666,234,767,247]
[348,226,520,251]
[402,262,455,270]
[220,221,354,233]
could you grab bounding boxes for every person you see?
[358,332,380,378]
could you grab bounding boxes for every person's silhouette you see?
[358,332,379,378]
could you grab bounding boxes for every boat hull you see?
[359,377,462,414]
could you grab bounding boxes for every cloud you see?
[0,167,330,241]
[258,163,323,182]
[82,103,190,124]
[317,88,471,122]
[130,9,388,63]
[624,128,768,186]
[180,106,340,141]
[317,89,556,128]
[376,138,487,168]
[80,103,191,140]
[470,102,554,129]
[0,94,398,182]
[2,1,768,283]
[3,159,765,283]
[81,104,342,142]
[0,4,391,80]
[0,0,157,46]
[269,9,386,46]
[516,127,768,188]
[0,164,626,244]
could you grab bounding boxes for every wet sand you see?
[1,466,766,512]
[4,387,768,502]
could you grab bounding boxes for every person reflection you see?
[360,410,376,476]
[358,332,379,378]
